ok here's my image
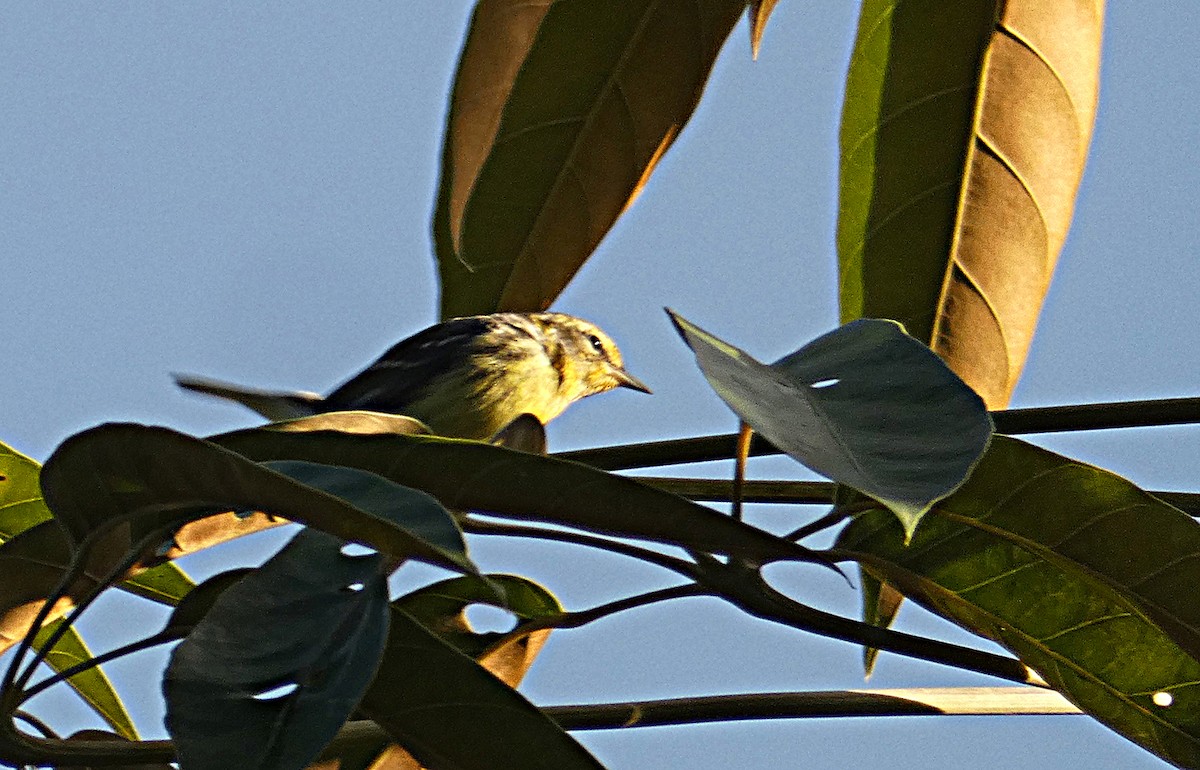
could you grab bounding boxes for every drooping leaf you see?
[838,0,1103,408]
[836,436,1200,767]
[357,607,604,770]
[670,311,992,536]
[32,620,139,741]
[39,424,472,573]
[435,0,747,317]
[165,528,391,770]
[212,420,822,565]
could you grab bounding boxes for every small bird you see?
[175,312,650,441]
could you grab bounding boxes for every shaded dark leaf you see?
[163,569,255,636]
[396,574,561,685]
[213,423,822,565]
[165,529,391,770]
[358,607,604,770]
[264,461,467,562]
[670,311,991,537]
[40,424,471,573]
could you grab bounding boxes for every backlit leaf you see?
[838,0,1103,408]
[436,0,746,317]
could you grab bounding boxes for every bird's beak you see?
[613,367,652,394]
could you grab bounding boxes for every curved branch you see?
[559,397,1200,470]
[462,517,699,579]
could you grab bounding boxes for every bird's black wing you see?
[322,316,500,413]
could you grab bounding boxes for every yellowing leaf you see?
[435,0,747,317]
[838,0,1104,407]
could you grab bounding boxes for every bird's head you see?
[534,314,652,403]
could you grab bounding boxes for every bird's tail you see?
[173,374,325,422]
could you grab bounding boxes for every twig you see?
[638,478,834,505]
[11,712,58,740]
[500,584,708,639]
[696,563,1032,684]
[22,632,177,703]
[559,397,1200,470]
[462,518,699,579]
[544,687,1080,729]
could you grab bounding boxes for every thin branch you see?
[501,584,708,638]
[783,509,850,541]
[11,712,58,740]
[461,517,699,579]
[0,685,1080,768]
[9,528,163,696]
[544,687,1080,729]
[22,632,177,703]
[559,397,1200,470]
[696,563,1033,684]
[640,478,834,505]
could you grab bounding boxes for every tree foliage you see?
[7,2,1199,769]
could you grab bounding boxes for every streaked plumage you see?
[175,312,649,440]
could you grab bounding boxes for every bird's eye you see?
[587,334,606,355]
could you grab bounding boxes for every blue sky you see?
[2,4,1198,768]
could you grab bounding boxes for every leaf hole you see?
[344,582,365,593]
[340,543,378,558]
[252,682,299,701]
[465,603,517,633]
[810,378,840,389]
[1153,691,1173,707]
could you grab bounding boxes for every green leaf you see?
[435,0,746,317]
[39,423,473,573]
[32,621,139,741]
[838,0,1103,407]
[0,441,53,540]
[836,436,1200,767]
[358,607,605,770]
[164,528,391,770]
[120,562,196,606]
[212,419,822,566]
[669,312,992,537]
